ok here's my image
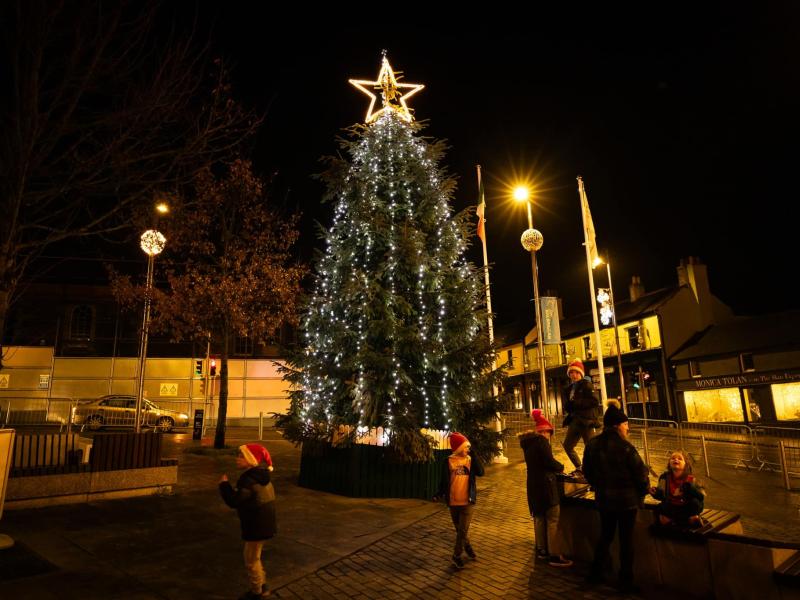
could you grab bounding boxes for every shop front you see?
[675,370,800,425]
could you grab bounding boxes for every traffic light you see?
[194,359,203,377]
[631,371,641,390]
[210,358,217,377]
[199,379,206,394]
[642,370,652,384]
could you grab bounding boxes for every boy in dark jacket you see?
[435,432,484,569]
[519,409,572,567]
[561,360,601,475]
[220,443,277,600]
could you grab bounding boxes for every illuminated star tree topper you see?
[348,51,424,123]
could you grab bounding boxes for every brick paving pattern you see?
[272,455,641,599]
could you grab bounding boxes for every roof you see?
[554,286,680,340]
[493,318,535,347]
[672,310,800,361]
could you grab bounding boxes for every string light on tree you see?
[284,54,502,462]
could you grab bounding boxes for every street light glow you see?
[592,256,604,268]
[155,202,169,214]
[513,186,530,202]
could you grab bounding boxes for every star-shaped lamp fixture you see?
[349,54,424,123]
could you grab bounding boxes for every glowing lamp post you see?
[135,228,166,432]
[514,186,549,418]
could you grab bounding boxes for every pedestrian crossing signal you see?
[194,360,203,376]
[210,359,217,377]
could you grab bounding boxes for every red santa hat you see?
[567,359,585,378]
[530,409,554,433]
[239,443,273,470]
[448,432,470,453]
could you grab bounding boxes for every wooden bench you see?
[648,508,742,544]
[774,551,800,588]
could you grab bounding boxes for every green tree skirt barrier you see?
[298,442,451,499]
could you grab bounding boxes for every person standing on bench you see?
[650,450,706,528]
[561,359,602,477]
[583,399,650,594]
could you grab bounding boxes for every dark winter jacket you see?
[563,376,601,428]
[652,471,706,509]
[519,431,564,515]
[219,467,277,541]
[436,450,484,505]
[582,429,649,511]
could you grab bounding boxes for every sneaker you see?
[451,554,465,569]
[535,549,550,561]
[547,555,573,568]
[464,544,476,559]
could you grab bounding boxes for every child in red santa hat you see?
[220,444,276,599]
[434,432,484,569]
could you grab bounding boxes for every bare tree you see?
[111,160,305,448]
[0,1,259,364]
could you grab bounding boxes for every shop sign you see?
[675,370,800,391]
[0,374,8,389]
[38,374,50,389]
[159,383,179,396]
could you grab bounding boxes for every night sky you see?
[191,6,797,325]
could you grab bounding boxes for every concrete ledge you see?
[4,465,177,509]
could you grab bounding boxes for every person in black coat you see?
[583,400,650,593]
[519,410,573,567]
[220,443,277,600]
[561,359,602,474]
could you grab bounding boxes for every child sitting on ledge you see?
[650,450,706,528]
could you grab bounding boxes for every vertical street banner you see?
[539,297,561,344]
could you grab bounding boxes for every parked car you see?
[71,395,189,432]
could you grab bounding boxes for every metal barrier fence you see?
[1,397,78,432]
[752,427,800,475]
[627,418,682,472]
[679,422,757,470]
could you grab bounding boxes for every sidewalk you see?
[1,429,643,600]
[2,428,799,599]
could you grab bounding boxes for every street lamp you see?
[135,227,166,433]
[594,254,627,412]
[514,186,549,418]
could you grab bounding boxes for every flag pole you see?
[477,165,507,464]
[577,176,608,405]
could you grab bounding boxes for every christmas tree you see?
[281,56,502,462]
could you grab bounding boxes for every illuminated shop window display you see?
[684,388,742,422]
[772,382,800,421]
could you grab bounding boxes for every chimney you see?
[629,276,645,302]
[684,256,714,328]
[676,258,689,287]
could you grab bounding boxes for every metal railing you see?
[752,427,800,475]
[679,422,757,470]
[1,397,78,433]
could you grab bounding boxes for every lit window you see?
[583,336,591,358]
[683,388,742,422]
[772,383,800,421]
[507,350,514,368]
[627,326,640,350]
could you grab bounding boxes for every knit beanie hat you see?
[603,399,628,428]
[239,443,273,470]
[449,432,470,453]
[530,409,554,433]
[567,359,585,378]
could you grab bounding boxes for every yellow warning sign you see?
[0,373,9,389]
[159,383,178,397]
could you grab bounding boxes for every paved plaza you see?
[2,428,800,599]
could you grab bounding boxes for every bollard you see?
[259,412,263,441]
[779,440,791,491]
[700,434,711,478]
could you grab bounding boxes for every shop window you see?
[513,386,522,410]
[683,388,742,422]
[560,342,567,364]
[507,350,513,368]
[772,382,800,421]
[689,360,701,378]
[627,326,641,350]
[740,353,755,372]
[70,305,94,340]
